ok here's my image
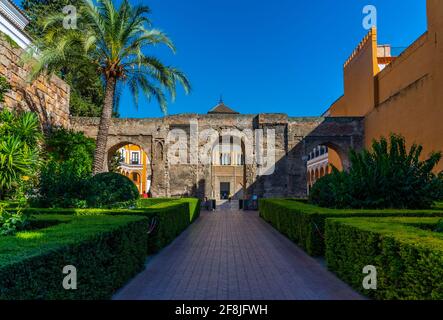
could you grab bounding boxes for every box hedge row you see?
[137,198,201,222]
[18,200,197,253]
[0,214,149,300]
[325,217,443,300]
[259,199,443,256]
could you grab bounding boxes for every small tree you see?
[310,134,443,209]
[108,151,123,173]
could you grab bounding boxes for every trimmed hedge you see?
[325,217,443,300]
[259,199,443,256]
[0,214,149,300]
[16,201,196,253]
[137,198,175,207]
[137,198,201,223]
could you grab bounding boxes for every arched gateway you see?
[70,103,364,199]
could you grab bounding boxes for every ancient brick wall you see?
[0,34,70,129]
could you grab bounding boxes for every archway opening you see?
[107,142,152,195]
[211,135,246,200]
[306,143,345,194]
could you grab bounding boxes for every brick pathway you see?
[113,210,362,300]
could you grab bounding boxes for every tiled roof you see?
[208,102,239,114]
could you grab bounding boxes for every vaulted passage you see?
[113,211,362,300]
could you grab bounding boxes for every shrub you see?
[0,204,29,236]
[0,214,149,299]
[85,172,139,208]
[325,217,443,300]
[32,128,95,208]
[310,134,443,209]
[0,110,42,199]
[259,199,443,256]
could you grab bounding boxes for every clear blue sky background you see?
[119,0,427,118]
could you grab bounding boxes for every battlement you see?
[343,27,376,68]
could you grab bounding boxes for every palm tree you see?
[28,0,191,174]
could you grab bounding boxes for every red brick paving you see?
[113,210,363,300]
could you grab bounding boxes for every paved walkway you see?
[113,210,362,300]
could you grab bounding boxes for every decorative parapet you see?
[344,27,376,68]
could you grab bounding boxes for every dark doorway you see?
[220,182,230,200]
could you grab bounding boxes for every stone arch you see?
[155,140,164,162]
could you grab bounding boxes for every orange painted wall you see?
[328,148,343,171]
[328,0,443,172]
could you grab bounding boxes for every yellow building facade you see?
[117,144,151,194]
[322,0,443,173]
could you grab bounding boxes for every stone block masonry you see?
[0,33,70,128]
[71,115,364,199]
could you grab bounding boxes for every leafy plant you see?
[31,128,95,208]
[85,172,139,208]
[310,134,443,209]
[0,204,29,236]
[108,150,124,173]
[0,110,42,199]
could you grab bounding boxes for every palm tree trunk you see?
[92,77,117,175]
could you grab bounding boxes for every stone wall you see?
[71,114,364,199]
[0,34,70,128]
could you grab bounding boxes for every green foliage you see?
[0,32,19,49]
[259,199,443,256]
[0,214,149,299]
[0,204,29,236]
[22,0,105,117]
[69,90,103,117]
[85,172,139,208]
[16,199,196,253]
[32,128,95,208]
[108,150,124,173]
[310,135,443,209]
[325,217,443,300]
[0,110,42,198]
[0,76,11,103]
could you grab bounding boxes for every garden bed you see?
[325,217,443,300]
[0,214,149,300]
[259,199,443,256]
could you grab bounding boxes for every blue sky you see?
[120,0,427,118]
